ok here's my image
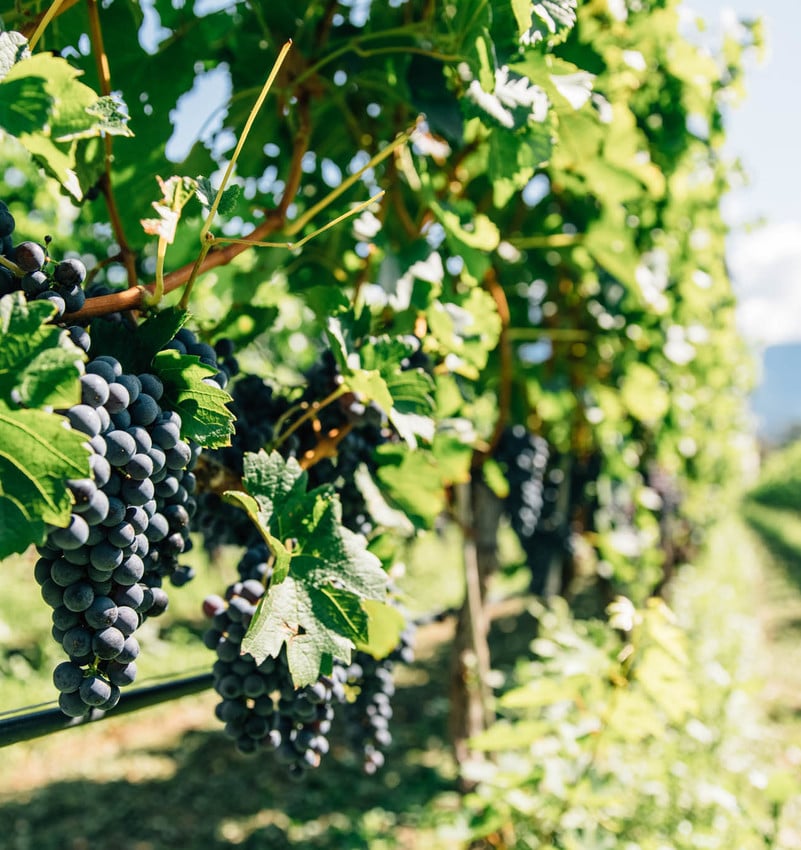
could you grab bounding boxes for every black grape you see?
[41,348,201,717]
[14,240,46,272]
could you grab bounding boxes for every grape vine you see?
[0,0,761,810]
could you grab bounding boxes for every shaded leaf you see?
[153,349,234,448]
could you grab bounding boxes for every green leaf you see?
[375,445,448,528]
[86,95,132,137]
[469,719,551,751]
[153,349,233,448]
[0,31,29,80]
[0,74,52,136]
[0,294,82,409]
[356,599,407,659]
[0,401,90,559]
[326,319,435,447]
[511,0,533,41]
[526,0,578,46]
[229,451,388,686]
[347,369,394,418]
[0,51,131,198]
[619,363,670,425]
[89,306,189,374]
[488,122,552,207]
[195,177,241,216]
[426,289,502,379]
[222,488,293,582]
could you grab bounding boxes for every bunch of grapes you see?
[0,201,88,317]
[35,351,203,717]
[203,543,342,780]
[341,625,414,774]
[497,426,550,540]
[495,426,553,594]
[204,542,417,775]
[193,347,389,550]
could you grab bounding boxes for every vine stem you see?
[291,23,430,87]
[480,267,512,462]
[179,40,293,310]
[210,191,384,253]
[199,40,293,246]
[271,385,349,451]
[298,422,355,471]
[63,70,405,323]
[86,0,138,287]
[284,129,410,238]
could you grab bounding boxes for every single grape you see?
[14,240,46,272]
[53,258,87,287]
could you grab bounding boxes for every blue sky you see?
[685,0,801,347]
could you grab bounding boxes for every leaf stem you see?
[27,0,68,52]
[143,235,169,308]
[292,24,430,87]
[271,385,348,451]
[285,130,409,237]
[211,191,384,252]
[181,40,293,310]
[198,40,293,245]
[87,0,138,287]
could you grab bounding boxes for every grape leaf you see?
[521,0,578,46]
[325,318,435,447]
[356,598,407,660]
[0,31,29,80]
[0,51,131,198]
[0,402,90,559]
[154,349,234,449]
[0,293,90,557]
[89,306,189,374]
[226,451,388,686]
[426,289,502,378]
[375,445,449,528]
[141,175,198,242]
[0,294,83,409]
[195,177,241,216]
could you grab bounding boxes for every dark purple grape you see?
[14,240,46,272]
[53,258,87,286]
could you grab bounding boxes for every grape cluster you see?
[341,625,414,774]
[204,544,414,776]
[193,347,388,549]
[36,352,201,716]
[496,425,569,594]
[0,201,88,317]
[514,450,603,596]
[203,544,341,780]
[497,426,550,540]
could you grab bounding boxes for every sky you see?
[683,0,801,348]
